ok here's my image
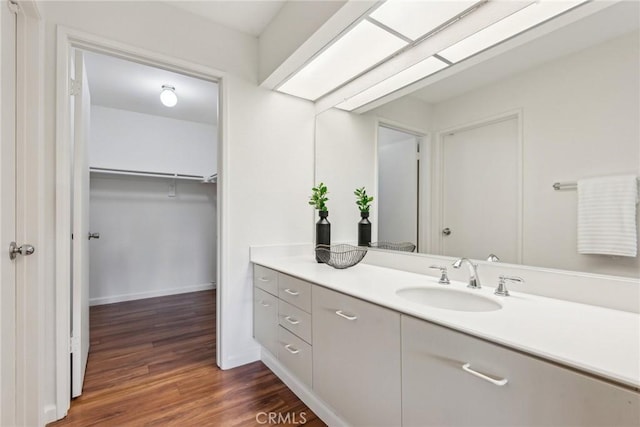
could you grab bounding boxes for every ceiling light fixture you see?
[438,0,588,63]
[274,0,589,110]
[336,56,449,111]
[277,20,408,101]
[370,0,482,41]
[160,85,178,107]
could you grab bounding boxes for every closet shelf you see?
[90,167,216,183]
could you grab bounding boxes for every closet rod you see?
[90,167,205,181]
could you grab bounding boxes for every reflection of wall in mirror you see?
[431,31,639,277]
[315,30,639,278]
[315,96,431,245]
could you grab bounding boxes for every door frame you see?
[375,118,429,252]
[54,26,228,419]
[432,109,523,263]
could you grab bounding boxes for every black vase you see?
[358,211,371,247]
[315,210,331,263]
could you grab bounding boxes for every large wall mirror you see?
[314,1,639,278]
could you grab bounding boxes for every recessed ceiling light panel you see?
[370,0,482,41]
[277,20,408,101]
[438,0,588,63]
[336,56,449,111]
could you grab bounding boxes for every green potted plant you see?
[309,183,330,262]
[354,187,373,246]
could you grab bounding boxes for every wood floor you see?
[49,290,326,427]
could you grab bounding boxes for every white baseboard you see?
[89,282,216,306]
[261,350,349,427]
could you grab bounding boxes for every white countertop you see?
[251,254,640,389]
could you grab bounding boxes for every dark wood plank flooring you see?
[49,290,326,427]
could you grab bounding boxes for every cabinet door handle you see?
[259,300,270,307]
[284,288,299,296]
[284,316,299,325]
[335,310,357,321]
[462,363,508,386]
[284,344,299,354]
[258,277,270,282]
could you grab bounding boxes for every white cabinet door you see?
[312,285,401,427]
[253,287,279,356]
[402,315,640,427]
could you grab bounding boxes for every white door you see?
[0,2,17,423]
[71,49,91,397]
[441,117,519,262]
[378,126,419,247]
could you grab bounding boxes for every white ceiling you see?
[84,51,218,125]
[409,1,640,104]
[164,0,286,37]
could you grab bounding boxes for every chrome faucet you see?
[452,258,481,289]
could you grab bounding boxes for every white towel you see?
[577,175,638,257]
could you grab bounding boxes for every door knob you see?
[442,228,451,236]
[9,241,35,260]
[88,232,100,240]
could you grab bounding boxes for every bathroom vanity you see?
[251,250,639,427]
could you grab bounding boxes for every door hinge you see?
[8,0,19,13]
[70,336,79,354]
[70,78,82,96]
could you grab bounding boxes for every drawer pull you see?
[462,363,508,386]
[258,277,270,282]
[284,288,300,296]
[284,316,300,325]
[259,300,271,307]
[335,310,357,321]
[284,344,300,354]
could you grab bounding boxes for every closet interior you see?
[83,51,219,306]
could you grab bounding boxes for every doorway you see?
[377,125,422,250]
[437,114,522,263]
[68,48,219,397]
[55,28,226,418]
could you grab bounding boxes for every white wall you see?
[432,31,640,277]
[90,105,217,176]
[89,176,216,305]
[38,1,316,422]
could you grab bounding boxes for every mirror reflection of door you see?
[441,116,519,263]
[377,125,421,249]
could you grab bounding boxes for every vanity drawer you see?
[277,326,312,388]
[278,299,312,344]
[253,264,278,296]
[278,274,312,313]
[401,315,640,426]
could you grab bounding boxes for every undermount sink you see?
[396,287,502,312]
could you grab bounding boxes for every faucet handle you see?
[429,265,450,285]
[495,275,524,297]
[486,254,500,262]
